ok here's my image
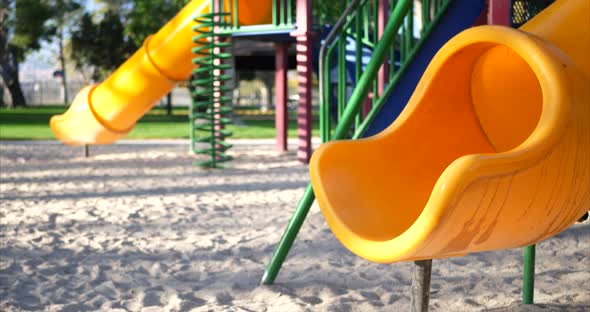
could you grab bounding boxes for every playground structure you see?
[47,0,589,310]
[48,0,483,166]
[312,0,589,265]
[190,11,235,167]
[49,0,311,164]
[49,0,273,150]
[262,0,589,310]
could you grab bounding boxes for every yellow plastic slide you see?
[310,0,589,264]
[50,0,271,145]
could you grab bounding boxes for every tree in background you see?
[45,0,82,105]
[0,0,54,106]
[1,0,193,107]
[125,0,189,47]
[92,0,130,14]
[70,11,135,81]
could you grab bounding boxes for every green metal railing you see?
[190,12,234,168]
[216,0,295,35]
[321,0,453,142]
[318,0,363,141]
[262,0,453,285]
[319,0,377,142]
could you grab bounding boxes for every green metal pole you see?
[261,0,413,285]
[355,12,363,128]
[287,0,293,25]
[523,245,536,304]
[338,36,346,120]
[233,0,239,29]
[210,28,216,168]
[320,49,332,142]
[333,0,411,141]
[319,0,362,142]
[272,0,277,26]
[261,184,315,284]
[422,0,430,33]
[353,0,452,139]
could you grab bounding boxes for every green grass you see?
[0,106,319,140]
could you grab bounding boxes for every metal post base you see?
[411,259,432,312]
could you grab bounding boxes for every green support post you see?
[276,0,282,26]
[261,0,413,285]
[318,0,362,142]
[191,12,234,168]
[261,184,315,284]
[523,244,536,304]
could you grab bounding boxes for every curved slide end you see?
[50,85,133,145]
[310,0,590,264]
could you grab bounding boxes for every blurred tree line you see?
[0,0,189,106]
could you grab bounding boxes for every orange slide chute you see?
[310,0,589,263]
[50,0,271,145]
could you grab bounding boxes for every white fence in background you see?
[20,80,85,106]
[3,80,318,110]
[14,81,194,107]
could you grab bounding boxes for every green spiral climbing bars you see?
[190,12,234,168]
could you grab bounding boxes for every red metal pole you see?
[488,0,511,26]
[362,95,372,118]
[369,0,390,119]
[474,0,489,26]
[291,0,313,163]
[275,43,289,152]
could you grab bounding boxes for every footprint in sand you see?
[215,291,234,305]
[301,296,323,305]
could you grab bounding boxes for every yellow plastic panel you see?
[224,0,273,25]
[310,0,590,263]
[48,85,131,145]
[50,0,272,145]
[471,45,542,152]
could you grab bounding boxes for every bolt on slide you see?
[50,0,271,145]
[310,0,589,263]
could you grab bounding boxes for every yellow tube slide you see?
[310,0,590,263]
[50,0,271,145]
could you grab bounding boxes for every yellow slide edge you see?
[49,85,133,145]
[311,24,588,263]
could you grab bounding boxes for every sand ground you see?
[0,140,588,311]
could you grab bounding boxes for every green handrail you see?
[523,245,536,304]
[262,0,455,285]
[262,0,414,285]
[319,0,363,142]
[354,0,453,138]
